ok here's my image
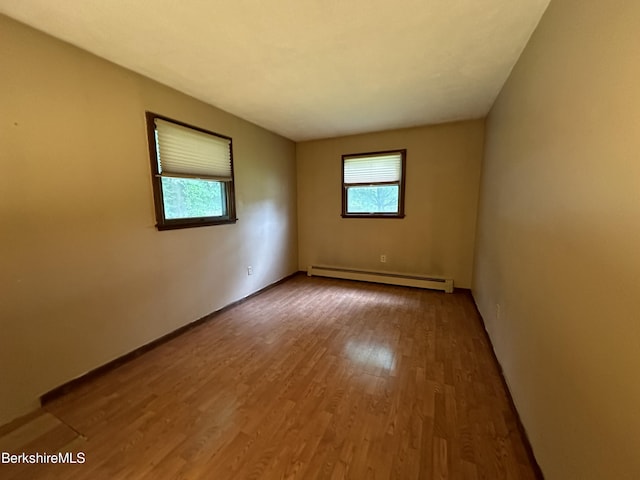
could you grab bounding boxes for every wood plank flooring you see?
[0,275,540,479]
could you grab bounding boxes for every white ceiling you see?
[0,0,550,141]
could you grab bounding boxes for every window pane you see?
[161,177,225,219]
[346,185,399,213]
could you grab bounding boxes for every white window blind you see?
[343,153,402,184]
[155,118,232,181]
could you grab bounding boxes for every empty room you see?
[1,0,638,478]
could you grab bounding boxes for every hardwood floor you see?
[0,275,540,479]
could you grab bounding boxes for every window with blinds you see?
[146,112,237,230]
[342,150,406,218]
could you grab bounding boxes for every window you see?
[145,112,237,230]
[342,149,406,218]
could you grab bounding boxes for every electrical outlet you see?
[380,254,387,263]
[247,266,253,275]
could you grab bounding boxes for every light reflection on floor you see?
[345,340,395,371]
[327,284,419,308]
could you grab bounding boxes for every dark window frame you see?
[341,149,407,219]
[145,111,237,230]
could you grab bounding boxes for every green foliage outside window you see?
[161,177,224,219]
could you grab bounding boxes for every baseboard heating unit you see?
[307,265,454,293]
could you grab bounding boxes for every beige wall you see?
[473,0,640,478]
[0,15,298,425]
[297,121,484,287]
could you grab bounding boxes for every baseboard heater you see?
[307,265,454,293]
